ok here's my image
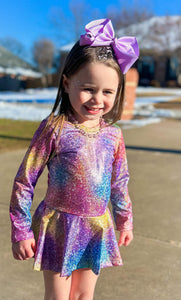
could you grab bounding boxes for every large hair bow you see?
[79,18,139,74]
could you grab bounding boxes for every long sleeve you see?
[111,129,133,231]
[10,119,56,243]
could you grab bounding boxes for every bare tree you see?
[69,1,90,39]
[0,37,26,58]
[49,0,153,47]
[32,39,54,86]
[106,0,153,30]
[49,0,102,45]
[174,18,181,84]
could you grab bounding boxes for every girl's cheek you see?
[81,93,92,102]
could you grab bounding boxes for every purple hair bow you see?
[80,18,139,74]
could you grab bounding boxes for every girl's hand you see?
[118,230,133,247]
[12,238,36,260]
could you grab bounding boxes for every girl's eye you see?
[104,90,113,95]
[83,88,93,92]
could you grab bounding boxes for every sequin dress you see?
[10,117,133,276]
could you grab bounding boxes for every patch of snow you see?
[0,67,41,78]
[136,86,181,96]
[119,118,161,129]
[0,88,57,102]
[135,96,176,106]
[0,102,51,121]
[117,16,181,52]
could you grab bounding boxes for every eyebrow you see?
[80,83,96,87]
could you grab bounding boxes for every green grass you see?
[0,119,40,153]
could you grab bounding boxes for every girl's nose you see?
[91,92,102,105]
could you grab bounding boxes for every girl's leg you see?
[43,270,71,300]
[69,268,98,300]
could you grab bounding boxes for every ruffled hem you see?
[31,201,123,277]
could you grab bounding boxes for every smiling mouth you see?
[84,106,103,114]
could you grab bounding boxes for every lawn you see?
[0,119,40,153]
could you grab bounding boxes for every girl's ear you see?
[62,74,70,93]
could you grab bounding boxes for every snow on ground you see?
[0,102,52,121]
[136,86,181,96]
[0,88,57,103]
[133,87,181,124]
[0,87,181,127]
[0,88,56,121]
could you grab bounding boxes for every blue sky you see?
[1,0,181,61]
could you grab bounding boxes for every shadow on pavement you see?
[126,145,181,154]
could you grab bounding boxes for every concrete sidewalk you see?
[1,119,181,300]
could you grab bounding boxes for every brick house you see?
[0,46,41,91]
[117,15,181,87]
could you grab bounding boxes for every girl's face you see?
[63,62,119,127]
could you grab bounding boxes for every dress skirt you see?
[32,200,123,277]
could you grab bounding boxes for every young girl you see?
[10,19,139,300]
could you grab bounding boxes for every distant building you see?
[117,15,181,87]
[0,46,41,91]
[59,16,181,87]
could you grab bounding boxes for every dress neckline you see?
[67,112,106,138]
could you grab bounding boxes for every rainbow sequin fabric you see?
[10,118,133,276]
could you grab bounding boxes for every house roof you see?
[0,46,32,68]
[60,42,75,53]
[117,16,181,54]
[60,16,181,55]
[0,46,41,77]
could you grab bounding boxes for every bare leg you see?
[69,268,98,300]
[43,270,71,300]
